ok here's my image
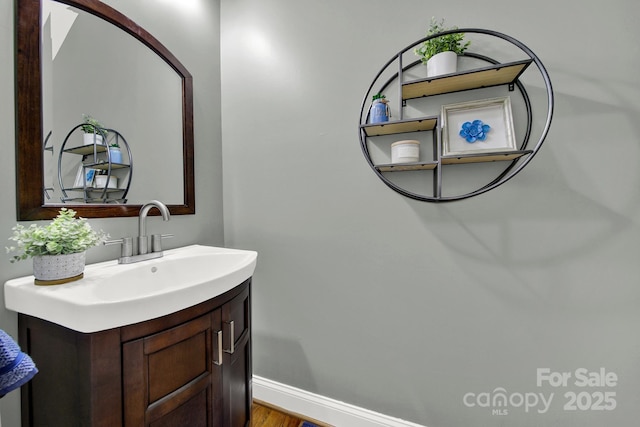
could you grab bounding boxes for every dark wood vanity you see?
[18,280,252,427]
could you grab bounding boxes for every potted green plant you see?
[414,17,470,77]
[7,208,108,285]
[81,114,108,146]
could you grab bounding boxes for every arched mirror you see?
[15,0,195,220]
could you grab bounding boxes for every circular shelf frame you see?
[358,28,554,202]
[58,125,133,204]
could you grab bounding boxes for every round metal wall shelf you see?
[57,125,133,204]
[358,28,554,202]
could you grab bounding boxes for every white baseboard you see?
[252,375,426,427]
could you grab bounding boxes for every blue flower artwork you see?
[459,120,491,143]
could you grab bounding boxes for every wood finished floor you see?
[251,402,310,427]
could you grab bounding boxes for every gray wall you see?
[0,1,223,425]
[221,0,640,426]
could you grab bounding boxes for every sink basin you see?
[4,245,257,333]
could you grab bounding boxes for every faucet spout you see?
[138,200,170,254]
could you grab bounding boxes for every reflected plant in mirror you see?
[80,114,108,146]
[81,114,106,136]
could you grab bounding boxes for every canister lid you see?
[391,140,419,147]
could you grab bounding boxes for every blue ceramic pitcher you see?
[369,97,390,124]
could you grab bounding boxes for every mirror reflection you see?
[15,0,194,220]
[42,0,183,205]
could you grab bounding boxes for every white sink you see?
[4,245,257,333]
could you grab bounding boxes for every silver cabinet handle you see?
[224,320,235,354]
[213,330,223,366]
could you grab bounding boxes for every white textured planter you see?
[83,133,104,146]
[426,51,458,77]
[32,252,86,285]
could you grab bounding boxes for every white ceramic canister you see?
[94,175,118,189]
[391,140,420,164]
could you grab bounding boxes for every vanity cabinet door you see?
[17,315,123,427]
[122,311,223,427]
[222,284,252,427]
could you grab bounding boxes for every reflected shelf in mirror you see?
[56,125,133,204]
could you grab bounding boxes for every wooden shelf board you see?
[441,150,531,165]
[61,197,127,203]
[63,145,108,155]
[402,60,532,100]
[63,187,124,193]
[90,163,129,170]
[88,188,124,192]
[376,161,437,172]
[361,116,437,136]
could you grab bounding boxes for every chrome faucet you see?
[104,200,173,264]
[138,200,171,255]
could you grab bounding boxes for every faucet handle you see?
[104,237,133,257]
[151,234,174,253]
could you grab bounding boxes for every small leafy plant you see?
[81,114,108,136]
[7,208,108,262]
[414,17,470,64]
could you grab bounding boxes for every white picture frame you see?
[441,96,517,157]
[73,166,97,188]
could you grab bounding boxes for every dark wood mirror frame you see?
[15,0,195,220]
